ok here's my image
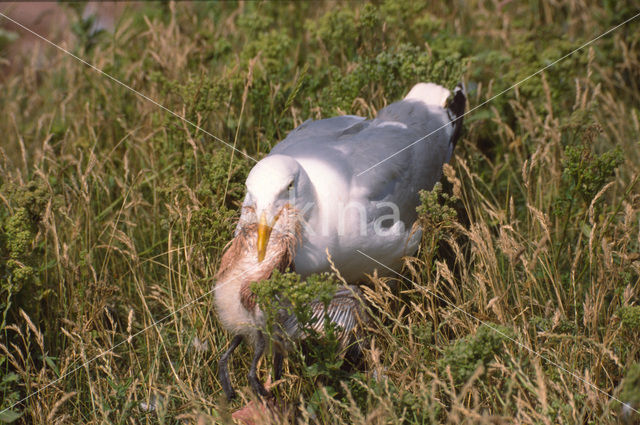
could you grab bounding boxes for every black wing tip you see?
[447,82,466,149]
[449,83,466,118]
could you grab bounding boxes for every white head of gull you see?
[240,154,315,261]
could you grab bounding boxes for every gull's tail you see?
[404,82,452,107]
[404,82,466,160]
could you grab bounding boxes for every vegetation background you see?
[0,1,639,423]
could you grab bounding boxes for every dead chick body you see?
[214,219,367,401]
[214,221,295,400]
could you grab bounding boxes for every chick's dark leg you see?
[248,331,270,398]
[273,350,283,381]
[218,334,243,401]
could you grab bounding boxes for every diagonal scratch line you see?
[0,256,267,415]
[0,10,264,415]
[356,249,639,415]
[357,11,640,176]
[0,11,258,164]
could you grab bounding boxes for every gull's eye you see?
[287,181,294,191]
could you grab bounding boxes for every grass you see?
[0,1,639,423]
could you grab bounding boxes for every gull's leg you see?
[218,334,243,401]
[248,331,270,398]
[273,350,283,381]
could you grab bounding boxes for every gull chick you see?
[214,213,367,401]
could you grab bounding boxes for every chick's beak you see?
[257,211,273,262]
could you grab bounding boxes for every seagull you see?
[213,81,465,401]
[214,222,368,401]
[236,82,466,282]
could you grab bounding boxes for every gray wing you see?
[280,285,367,348]
[270,99,461,225]
[269,115,367,155]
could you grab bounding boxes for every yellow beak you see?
[257,212,273,262]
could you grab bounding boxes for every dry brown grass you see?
[0,1,639,424]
